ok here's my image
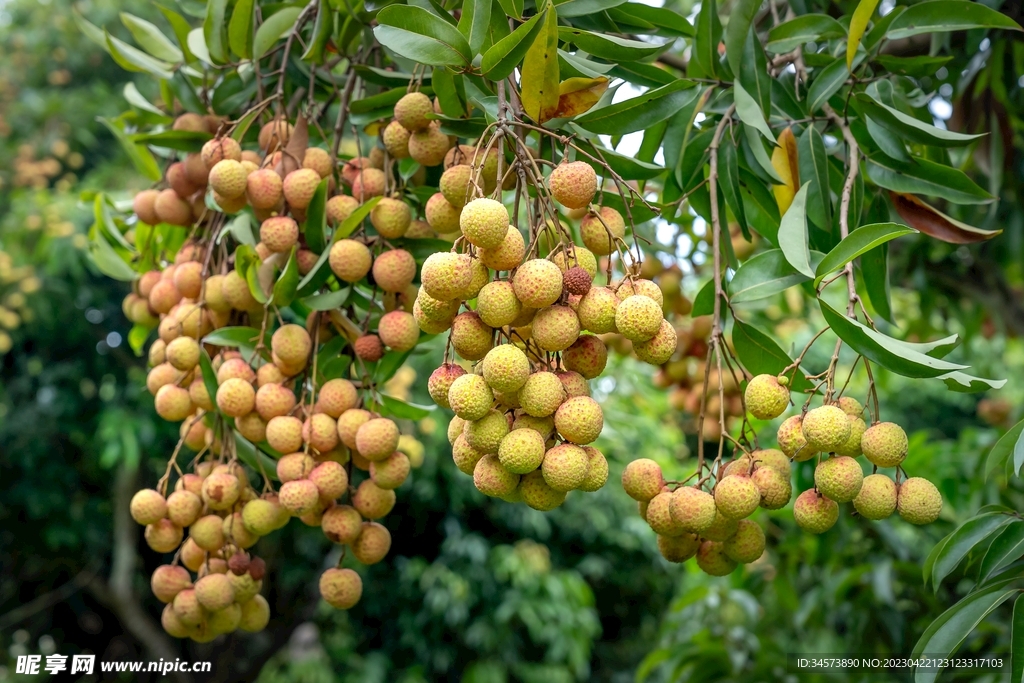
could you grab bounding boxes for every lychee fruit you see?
[427,363,466,409]
[260,216,299,253]
[465,409,510,454]
[258,119,292,152]
[370,197,412,239]
[861,421,908,468]
[696,540,738,576]
[154,188,193,226]
[447,373,494,421]
[473,454,520,497]
[420,252,473,301]
[548,161,597,209]
[777,415,817,461]
[498,428,546,474]
[802,405,852,453]
[793,489,839,534]
[425,192,462,234]
[580,206,626,255]
[479,226,526,271]
[201,137,242,168]
[378,310,419,351]
[166,490,203,527]
[814,455,864,503]
[325,194,359,226]
[519,469,567,511]
[853,473,897,520]
[329,239,372,282]
[563,334,608,379]
[646,491,686,536]
[460,198,509,249]
[744,374,790,420]
[216,377,256,418]
[309,461,348,500]
[383,120,411,158]
[266,415,303,453]
[408,125,450,166]
[751,466,792,510]
[897,477,942,524]
[131,488,168,525]
[615,278,663,305]
[189,514,226,551]
[352,479,396,519]
[439,164,473,208]
[532,305,581,352]
[579,446,608,491]
[351,167,386,199]
[835,415,867,457]
[658,534,700,563]
[278,479,321,516]
[371,248,416,293]
[238,595,270,632]
[556,371,590,399]
[303,147,333,178]
[394,92,433,131]
[633,320,678,365]
[370,451,410,489]
[554,396,603,445]
[722,519,765,563]
[563,266,592,297]
[540,443,587,492]
[320,568,362,609]
[576,287,619,334]
[336,408,372,450]
[513,259,563,308]
[615,294,663,342]
[452,433,486,475]
[209,159,248,199]
[476,281,522,328]
[255,382,296,421]
[702,510,739,542]
[151,565,191,604]
[155,385,194,422]
[202,472,241,511]
[242,498,283,536]
[134,189,161,225]
[621,458,664,502]
[450,311,493,361]
[351,521,392,564]
[518,371,566,418]
[145,518,183,553]
[669,486,716,533]
[355,417,399,461]
[321,504,363,544]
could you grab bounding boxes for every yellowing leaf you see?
[771,127,800,215]
[521,6,559,123]
[549,76,608,119]
[847,0,880,71]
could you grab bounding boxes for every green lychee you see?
[777,415,817,462]
[329,239,372,282]
[513,259,563,308]
[554,396,603,445]
[646,491,686,536]
[517,371,566,417]
[802,405,852,453]
[861,421,908,468]
[580,206,625,256]
[852,473,897,520]
[744,374,790,420]
[814,455,863,503]
[669,486,716,533]
[425,192,462,234]
[319,567,362,609]
[482,344,530,393]
[370,248,417,293]
[714,475,761,519]
[579,446,608,492]
[450,311,493,361]
[370,197,412,239]
[576,286,619,334]
[897,477,942,525]
[479,226,526,271]
[621,458,664,502]
[452,433,486,475]
[751,466,792,510]
[531,305,581,352]
[658,533,700,563]
[834,415,867,457]
[722,519,766,563]
[518,469,567,511]
[793,489,838,534]
[474,454,520,497]
[614,295,663,342]
[460,198,509,249]
[633,320,677,365]
[394,92,433,131]
[541,443,589,492]
[476,281,522,328]
[448,373,494,421]
[465,409,510,454]
[696,540,738,576]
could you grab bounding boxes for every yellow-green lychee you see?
[498,428,546,475]
[448,373,494,421]
[837,396,865,417]
[477,280,522,328]
[479,226,526,271]
[621,458,664,502]
[460,257,489,300]
[793,489,838,534]
[266,415,303,453]
[518,371,566,417]
[242,498,283,536]
[658,533,700,563]
[131,488,168,525]
[383,120,411,159]
[370,451,410,489]
[239,595,271,632]
[352,479,396,519]
[394,92,433,131]
[669,486,716,533]
[853,473,897,520]
[532,305,580,352]
[554,396,603,445]
[897,477,942,525]
[329,239,372,283]
[551,245,598,278]
[474,454,520,497]
[633,320,677,365]
[556,370,589,399]
[408,125,450,166]
[371,248,417,293]
[861,421,908,468]
[702,510,739,542]
[513,259,563,308]
[696,540,738,576]
[320,568,362,609]
[614,294,663,342]
[453,433,486,475]
[714,475,760,519]
[465,409,510,455]
[194,573,235,611]
[351,521,392,564]
[355,417,399,461]
[563,334,608,380]
[326,194,359,226]
[814,455,863,503]
[519,469,568,511]
[576,287,619,334]
[421,252,473,301]
[321,504,363,544]
[428,363,466,408]
[451,311,493,361]
[460,198,509,249]
[370,197,412,239]
[722,519,765,563]
[744,374,790,420]
[482,344,530,393]
[777,415,817,461]
[209,159,248,199]
[835,415,867,457]
[646,491,686,536]
[580,207,625,256]
[548,161,597,209]
[440,164,473,208]
[282,168,320,209]
[272,324,312,367]
[541,443,588,492]
[751,465,792,510]
[802,405,852,453]
[425,192,462,234]
[579,446,609,492]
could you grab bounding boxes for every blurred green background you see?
[2,0,1024,681]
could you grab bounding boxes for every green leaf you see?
[253,7,302,61]
[860,241,893,323]
[521,9,559,122]
[228,0,255,59]
[187,28,213,64]
[496,0,523,20]
[732,318,812,392]
[864,156,996,205]
[374,5,472,67]
[203,0,229,64]
[887,0,1022,40]
[847,0,880,70]
[302,288,350,311]
[271,249,300,306]
[96,117,161,181]
[230,106,263,143]
[986,419,1024,479]
[302,0,332,63]
[554,0,626,18]
[377,394,437,420]
[226,213,256,247]
[978,521,1024,585]
[304,178,330,254]
[373,349,415,384]
[120,13,183,63]
[875,54,953,77]
[739,27,770,116]
[198,349,220,411]
[741,125,783,185]
[690,0,722,78]
[723,0,758,78]
[1013,594,1024,683]
[911,583,1019,683]
[607,4,692,37]
[481,10,545,80]
[730,249,816,303]
[863,115,910,161]
[127,324,151,357]
[556,28,664,61]
[691,279,716,317]
[203,326,262,348]
[155,5,196,62]
[798,125,832,231]
[575,80,696,135]
[767,14,845,54]
[574,139,665,181]
[777,183,814,278]
[733,82,774,143]
[855,93,985,147]
[814,223,915,285]
[104,30,175,78]
[819,299,968,378]
[931,512,1013,589]
[296,197,381,296]
[130,129,211,151]
[89,233,136,281]
[718,139,746,233]
[319,355,353,382]
[458,0,492,54]
[234,434,281,481]
[123,83,168,117]
[807,59,849,113]
[936,371,1006,394]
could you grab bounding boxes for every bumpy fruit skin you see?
[579,446,609,492]
[541,444,589,492]
[714,475,761,519]
[352,167,387,199]
[194,573,235,611]
[793,489,839,534]
[474,454,520,497]
[326,194,359,226]
[548,161,597,209]
[351,521,392,564]
[580,207,625,256]
[646,492,685,536]
[378,310,419,352]
[498,428,546,474]
[861,422,908,468]
[835,416,867,457]
[279,479,321,515]
[702,511,739,542]
[238,595,271,632]
[421,252,473,301]
[519,470,567,511]
[448,374,494,421]
[439,164,472,208]
[425,193,462,234]
[370,451,410,489]
[802,405,852,453]
[216,377,256,418]
[554,396,603,445]
[152,564,192,603]
[428,363,466,409]
[383,120,411,159]
[669,487,716,533]
[329,239,372,283]
[621,458,664,502]
[615,295,663,342]
[408,125,450,166]
[853,473,897,520]
[320,568,363,609]
[465,410,509,454]
[166,490,202,527]
[722,519,766,564]
[658,534,700,563]
[777,415,816,462]
[482,344,530,393]
[337,409,372,449]
[155,189,193,226]
[266,415,303,453]
[576,287,619,334]
[260,216,299,253]
[531,306,580,353]
[551,246,598,279]
[131,489,168,525]
[258,119,293,152]
[837,396,865,417]
[513,259,563,308]
[615,278,663,305]
[751,466,792,510]
[460,198,509,249]
[370,197,412,239]
[744,374,791,420]
[310,461,348,500]
[697,541,738,576]
[897,477,942,524]
[814,455,864,503]
[453,433,485,475]
[371,249,417,294]
[451,311,493,361]
[209,159,248,199]
[272,324,312,367]
[476,281,522,328]
[479,226,526,271]
[394,92,433,131]
[633,321,677,366]
[563,267,592,297]
[518,371,566,418]
[355,418,400,461]
[321,505,363,544]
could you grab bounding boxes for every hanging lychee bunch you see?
[417,116,676,510]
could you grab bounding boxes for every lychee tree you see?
[74,0,1024,668]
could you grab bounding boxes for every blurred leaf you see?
[798,124,832,231]
[187,28,213,64]
[234,434,281,480]
[271,249,300,306]
[734,82,773,143]
[377,394,437,419]
[557,27,664,61]
[607,4,691,36]
[203,326,262,348]
[860,241,893,323]
[304,178,330,254]
[930,512,1013,589]
[554,0,625,18]
[987,420,1024,479]
[1014,594,1024,683]
[937,371,1007,393]
[203,0,229,63]
[374,5,472,67]
[302,0,333,62]
[89,232,137,281]
[131,129,211,151]
[104,30,174,78]
[228,0,255,59]
[156,5,196,62]
[730,249,822,303]
[690,0,721,78]
[875,54,953,77]
[767,14,845,54]
[127,324,151,357]
[302,288,350,311]
[691,279,716,317]
[890,192,1002,243]
[887,1,1022,40]
[198,349,220,410]
[814,223,914,285]
[254,7,302,61]
[120,13,183,63]
[978,521,1024,585]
